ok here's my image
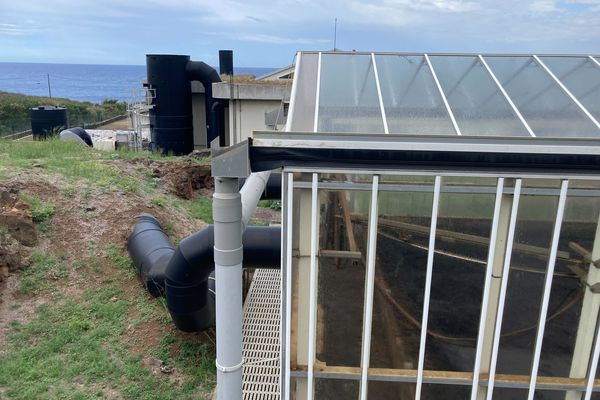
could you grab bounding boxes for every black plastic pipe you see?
[127,213,281,332]
[186,61,225,147]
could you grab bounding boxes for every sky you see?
[1,0,600,67]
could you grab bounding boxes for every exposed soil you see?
[0,158,209,368]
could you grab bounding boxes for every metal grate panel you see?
[242,268,281,400]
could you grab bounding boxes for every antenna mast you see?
[333,17,337,51]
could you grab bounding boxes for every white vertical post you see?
[306,173,319,399]
[527,179,570,400]
[478,55,536,137]
[359,175,380,400]
[285,52,302,132]
[415,176,442,400]
[470,178,505,399]
[533,55,600,131]
[284,172,294,400]
[313,53,322,133]
[371,54,389,134]
[486,179,522,400]
[424,54,462,136]
[583,321,600,400]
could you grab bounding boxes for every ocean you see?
[0,62,277,104]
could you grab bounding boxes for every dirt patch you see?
[128,158,213,200]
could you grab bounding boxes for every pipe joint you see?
[214,246,243,266]
[213,196,242,223]
[215,358,244,373]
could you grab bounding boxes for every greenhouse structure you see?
[210,52,600,400]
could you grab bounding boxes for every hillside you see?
[0,92,127,137]
[0,140,281,399]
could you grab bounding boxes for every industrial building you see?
[130,51,600,400]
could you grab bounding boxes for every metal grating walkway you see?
[242,268,281,400]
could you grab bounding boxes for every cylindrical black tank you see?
[219,50,233,76]
[146,54,194,155]
[30,106,68,140]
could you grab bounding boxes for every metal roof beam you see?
[425,53,462,136]
[533,55,600,131]
[478,55,536,137]
[371,53,389,134]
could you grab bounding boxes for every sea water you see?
[0,62,276,104]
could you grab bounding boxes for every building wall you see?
[228,99,284,145]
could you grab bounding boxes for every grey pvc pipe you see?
[240,171,272,232]
[213,177,243,400]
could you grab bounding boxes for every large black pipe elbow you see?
[127,214,281,332]
[186,61,224,146]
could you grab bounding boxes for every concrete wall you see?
[228,99,284,145]
[189,81,291,148]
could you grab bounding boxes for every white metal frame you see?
[470,178,505,399]
[415,175,442,400]
[485,179,522,400]
[424,54,462,136]
[533,55,600,131]
[359,175,380,399]
[371,54,389,134]
[282,169,600,399]
[527,179,570,400]
[478,55,536,137]
[306,173,319,397]
[312,52,322,133]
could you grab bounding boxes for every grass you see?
[18,251,68,295]
[2,245,215,399]
[257,199,281,211]
[0,286,214,399]
[175,196,213,224]
[0,91,127,136]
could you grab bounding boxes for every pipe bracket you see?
[214,246,243,266]
[215,358,244,373]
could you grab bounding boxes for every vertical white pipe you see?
[470,178,504,399]
[371,54,389,134]
[359,175,380,399]
[284,172,294,400]
[307,173,319,399]
[527,179,570,400]
[313,52,322,133]
[213,177,243,400]
[486,179,522,400]
[285,52,302,132]
[415,176,442,400]
[583,321,600,400]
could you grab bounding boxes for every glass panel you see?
[535,390,582,400]
[369,180,435,375]
[375,54,455,135]
[492,388,527,400]
[495,180,561,377]
[424,176,497,372]
[429,55,530,136]
[485,56,600,137]
[289,53,319,132]
[540,56,600,123]
[367,381,416,399]
[538,186,600,378]
[317,187,371,369]
[421,383,470,399]
[317,53,385,133]
[314,378,359,399]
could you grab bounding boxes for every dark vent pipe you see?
[146,55,225,154]
[219,50,234,76]
[127,214,281,332]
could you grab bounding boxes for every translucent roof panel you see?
[375,54,455,135]
[317,53,385,133]
[484,56,600,137]
[288,52,319,132]
[428,55,530,136]
[538,56,600,123]
[286,51,600,139]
